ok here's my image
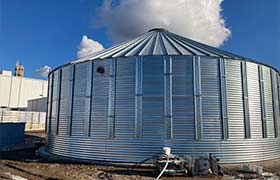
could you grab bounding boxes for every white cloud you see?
[97,0,231,47]
[77,35,104,58]
[34,66,51,78]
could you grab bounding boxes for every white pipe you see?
[155,155,169,180]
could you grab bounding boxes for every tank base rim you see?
[38,146,154,167]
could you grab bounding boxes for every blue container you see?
[0,122,25,149]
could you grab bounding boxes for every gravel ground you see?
[0,131,279,180]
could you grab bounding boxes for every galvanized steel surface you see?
[46,29,280,164]
[46,56,280,164]
[72,28,244,64]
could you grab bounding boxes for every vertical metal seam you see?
[89,61,94,136]
[108,59,116,138]
[277,74,280,136]
[55,69,62,135]
[193,56,202,140]
[219,58,229,139]
[192,57,197,139]
[270,70,278,137]
[241,61,251,138]
[67,65,75,136]
[259,65,267,138]
[135,57,143,138]
[85,61,94,136]
[169,56,173,139]
[164,56,173,139]
[45,75,51,133]
[48,73,54,134]
[198,57,202,139]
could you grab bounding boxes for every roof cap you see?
[148,28,167,32]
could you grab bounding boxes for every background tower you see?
[14,60,24,77]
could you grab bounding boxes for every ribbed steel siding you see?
[46,55,280,164]
[172,56,194,139]
[90,60,109,138]
[58,66,70,135]
[115,57,135,138]
[270,69,280,137]
[263,66,275,138]
[142,56,164,138]
[71,63,87,136]
[226,60,245,139]
[247,62,262,138]
[50,71,59,135]
[200,58,222,139]
[270,69,279,137]
[277,73,280,136]
[46,73,53,134]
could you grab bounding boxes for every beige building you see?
[0,70,48,110]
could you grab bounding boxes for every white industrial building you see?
[0,70,48,110]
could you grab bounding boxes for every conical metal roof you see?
[73,28,246,63]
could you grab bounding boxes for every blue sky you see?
[0,0,279,78]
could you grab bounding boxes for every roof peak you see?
[148,28,167,32]
[73,28,245,63]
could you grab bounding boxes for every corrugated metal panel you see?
[46,73,53,134]
[84,61,93,136]
[115,57,135,138]
[277,74,280,136]
[46,134,280,163]
[67,65,75,136]
[50,71,58,135]
[200,58,222,140]
[164,56,173,139]
[259,66,267,138]
[247,62,262,138]
[142,56,164,138]
[241,61,251,138]
[72,63,87,136]
[226,60,245,139]
[134,57,143,138]
[90,60,110,138]
[108,59,116,137]
[172,56,194,140]
[219,58,229,139]
[193,56,202,139]
[263,66,275,138]
[55,69,62,135]
[58,66,71,135]
[271,69,279,137]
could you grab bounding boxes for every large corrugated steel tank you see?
[46,29,280,163]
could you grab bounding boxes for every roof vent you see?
[148,28,167,32]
